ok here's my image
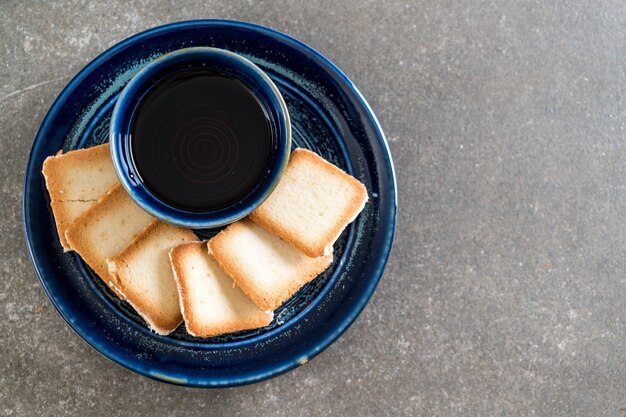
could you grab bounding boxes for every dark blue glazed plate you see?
[23,20,396,387]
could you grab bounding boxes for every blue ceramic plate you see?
[23,20,396,387]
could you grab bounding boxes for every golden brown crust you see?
[49,201,69,249]
[249,148,368,257]
[49,200,92,250]
[169,243,197,334]
[108,270,176,333]
[208,222,264,308]
[208,219,333,311]
[65,184,127,278]
[42,143,112,201]
[170,241,272,338]
[42,143,119,250]
[107,221,198,335]
[65,184,155,299]
[113,276,182,334]
[107,273,181,335]
[186,313,272,338]
[105,219,161,291]
[114,221,197,265]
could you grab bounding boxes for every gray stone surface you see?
[1,0,624,415]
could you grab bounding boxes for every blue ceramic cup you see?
[110,47,291,229]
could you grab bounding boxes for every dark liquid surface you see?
[130,69,272,212]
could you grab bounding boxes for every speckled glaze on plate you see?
[23,20,397,387]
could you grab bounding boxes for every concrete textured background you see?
[1,1,625,416]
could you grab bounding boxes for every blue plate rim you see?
[22,19,397,387]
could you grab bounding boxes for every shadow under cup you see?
[110,47,291,229]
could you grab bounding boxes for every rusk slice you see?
[170,242,273,338]
[42,143,119,250]
[65,184,154,288]
[208,219,333,311]
[249,148,368,257]
[107,222,199,335]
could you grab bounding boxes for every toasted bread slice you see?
[170,242,273,338]
[65,184,154,291]
[42,143,119,250]
[249,148,368,257]
[208,219,333,311]
[107,222,199,335]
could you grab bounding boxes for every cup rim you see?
[110,47,291,229]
